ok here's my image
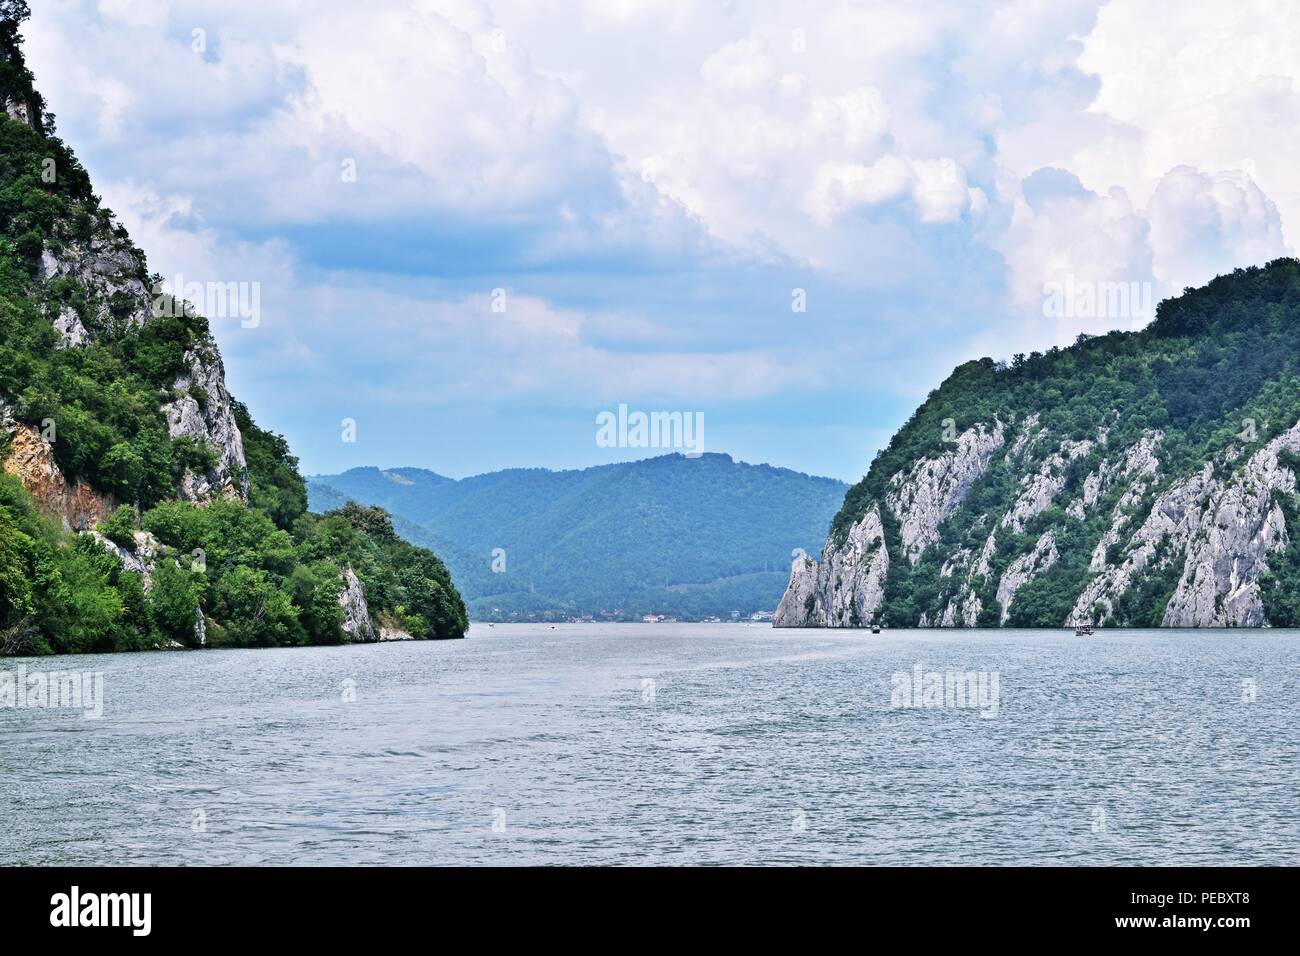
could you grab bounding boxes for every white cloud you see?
[911,158,972,224]
[20,0,1300,479]
[700,38,777,97]
[805,157,911,224]
[1053,0,1300,245]
[994,168,1153,350]
[1146,166,1287,291]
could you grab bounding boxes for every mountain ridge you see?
[778,258,1300,628]
[309,452,849,621]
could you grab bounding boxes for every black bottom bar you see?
[0,865,1283,942]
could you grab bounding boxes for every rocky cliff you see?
[1,405,115,530]
[0,7,467,654]
[777,259,1300,628]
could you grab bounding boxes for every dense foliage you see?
[829,258,1300,626]
[309,453,848,621]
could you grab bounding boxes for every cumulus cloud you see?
[805,155,976,225]
[19,0,1300,480]
[1146,165,1287,291]
[999,168,1153,319]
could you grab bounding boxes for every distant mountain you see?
[309,453,848,621]
[778,259,1300,628]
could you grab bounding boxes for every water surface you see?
[1,624,1295,865]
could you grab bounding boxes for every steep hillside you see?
[0,7,466,653]
[309,453,849,620]
[778,258,1300,628]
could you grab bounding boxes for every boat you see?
[1074,624,1094,636]
[871,624,881,634]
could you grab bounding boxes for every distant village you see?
[640,611,774,624]
[477,608,776,625]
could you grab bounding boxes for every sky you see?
[20,0,1299,482]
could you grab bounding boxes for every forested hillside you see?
[0,5,466,653]
[310,453,848,621]
[780,258,1300,628]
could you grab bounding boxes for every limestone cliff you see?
[338,567,377,642]
[777,258,1300,628]
[776,420,1001,626]
[774,504,889,626]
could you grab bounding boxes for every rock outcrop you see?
[162,348,250,501]
[995,531,1058,625]
[1160,422,1300,626]
[39,237,154,336]
[885,422,1005,563]
[782,409,1300,628]
[2,91,40,132]
[778,422,1005,628]
[89,529,160,588]
[33,234,250,504]
[773,504,889,626]
[1068,463,1219,625]
[1000,437,1094,533]
[1,410,116,531]
[338,567,377,642]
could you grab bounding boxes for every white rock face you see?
[1161,422,1300,626]
[773,505,889,626]
[1069,464,1219,625]
[39,237,153,333]
[338,567,377,642]
[88,529,160,588]
[995,531,1058,625]
[161,349,249,502]
[1068,430,1163,523]
[774,554,822,627]
[937,529,997,626]
[939,548,970,578]
[51,307,89,349]
[3,94,39,130]
[37,233,249,504]
[1007,413,1045,460]
[778,407,1300,629]
[885,422,1005,564]
[1083,432,1164,569]
[1001,438,1094,533]
[939,588,982,628]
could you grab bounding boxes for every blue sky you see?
[23,0,1297,481]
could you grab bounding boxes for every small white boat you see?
[1074,624,1094,636]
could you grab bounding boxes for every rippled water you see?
[1,624,1296,865]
